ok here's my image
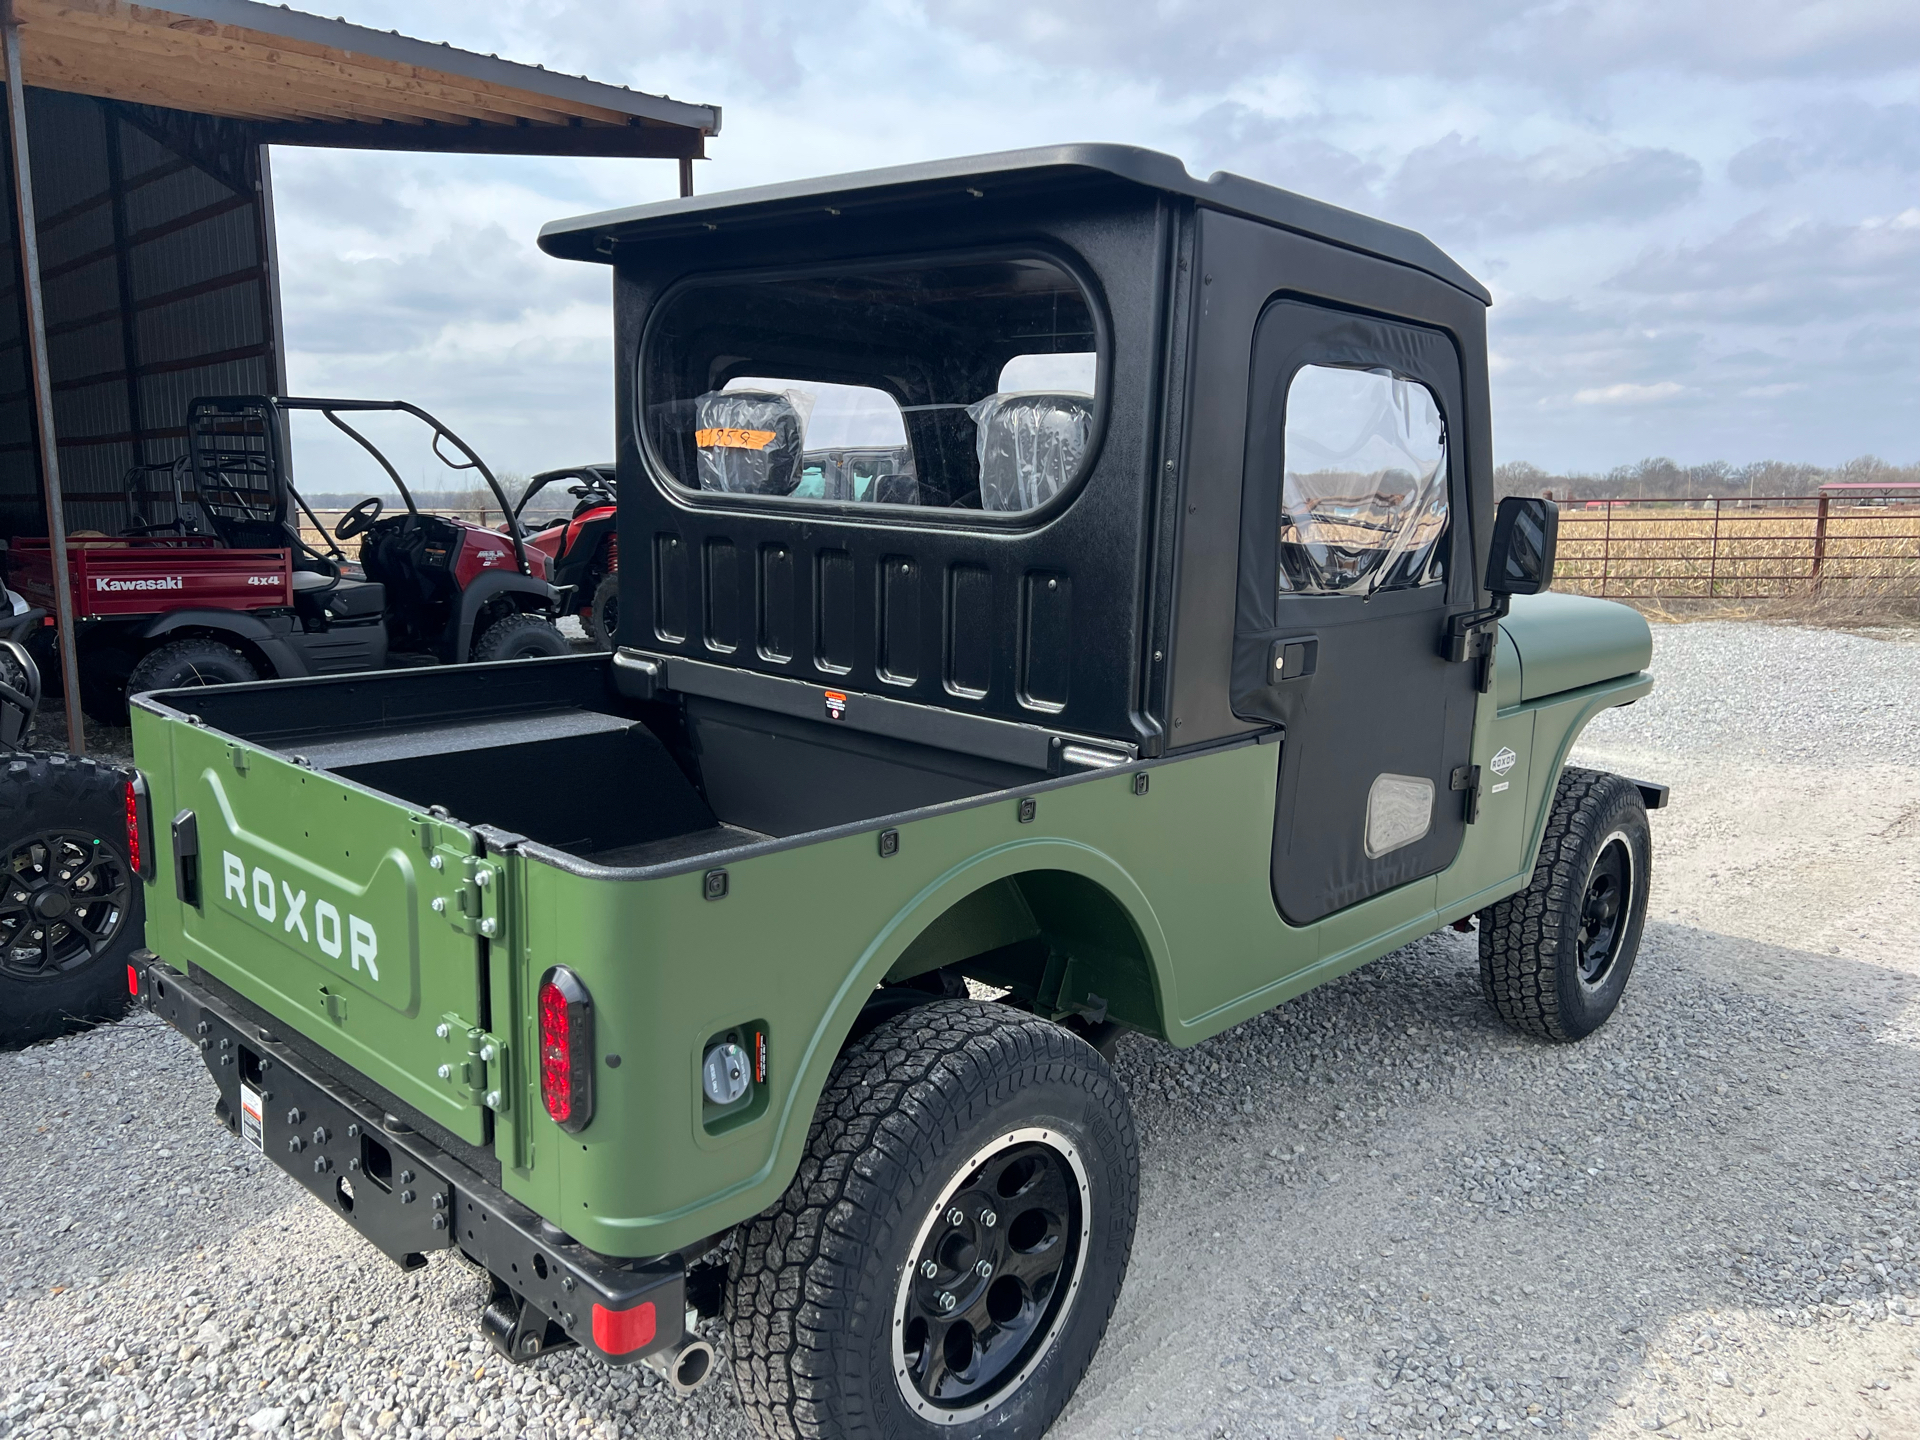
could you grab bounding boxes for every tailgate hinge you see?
[434,1014,510,1113]
[433,851,506,939]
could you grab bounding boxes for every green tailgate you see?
[133,708,498,1146]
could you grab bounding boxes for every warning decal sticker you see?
[239,1083,264,1152]
[824,690,848,722]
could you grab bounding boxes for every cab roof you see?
[536,144,1489,304]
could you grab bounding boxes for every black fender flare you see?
[451,573,559,661]
[134,609,307,679]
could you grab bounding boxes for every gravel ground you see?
[4,620,1918,1440]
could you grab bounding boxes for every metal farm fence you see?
[1551,497,1920,600]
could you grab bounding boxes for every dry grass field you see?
[1553,501,1920,619]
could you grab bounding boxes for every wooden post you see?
[2,9,85,753]
[1811,493,1830,594]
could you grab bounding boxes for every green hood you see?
[1499,592,1653,702]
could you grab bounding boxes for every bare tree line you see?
[1496,455,1920,503]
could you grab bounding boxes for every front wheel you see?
[1478,767,1652,1041]
[0,752,144,1049]
[470,612,571,662]
[727,1001,1138,1440]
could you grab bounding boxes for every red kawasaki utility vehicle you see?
[14,395,569,723]
[510,464,620,647]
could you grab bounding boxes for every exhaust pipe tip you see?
[644,1336,716,1396]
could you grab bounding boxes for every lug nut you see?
[947,1208,965,1227]
[976,1261,993,1278]
[936,1292,956,1313]
[920,1260,938,1279]
[979,1208,998,1228]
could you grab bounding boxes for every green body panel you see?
[132,601,1654,1258]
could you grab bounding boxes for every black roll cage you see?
[277,397,531,577]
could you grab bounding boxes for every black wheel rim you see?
[1576,832,1634,987]
[0,831,130,980]
[893,1129,1090,1424]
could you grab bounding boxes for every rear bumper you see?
[140,955,684,1365]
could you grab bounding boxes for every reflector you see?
[591,1300,656,1356]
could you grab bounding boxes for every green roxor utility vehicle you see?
[130,147,1665,1439]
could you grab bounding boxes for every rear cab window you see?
[639,255,1103,517]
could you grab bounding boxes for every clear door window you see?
[1279,364,1449,595]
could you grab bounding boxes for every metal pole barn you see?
[1,1,82,752]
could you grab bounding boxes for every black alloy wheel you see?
[0,753,144,1048]
[1576,832,1634,987]
[0,831,130,980]
[894,1131,1090,1421]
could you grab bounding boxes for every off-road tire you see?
[0,752,143,1048]
[125,639,258,710]
[1478,766,1651,1042]
[471,613,570,662]
[584,573,619,651]
[726,1000,1139,1440]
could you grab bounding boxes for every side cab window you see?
[1280,364,1449,597]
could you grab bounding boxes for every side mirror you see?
[1486,496,1558,596]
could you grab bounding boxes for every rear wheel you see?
[0,752,142,1048]
[1477,767,1651,1041]
[125,638,258,709]
[727,1000,1138,1440]
[584,573,619,651]
[471,612,571,661]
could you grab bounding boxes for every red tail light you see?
[538,966,594,1133]
[123,779,142,876]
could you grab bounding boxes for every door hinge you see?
[434,1014,509,1112]
[1451,765,1482,824]
[1442,596,1510,694]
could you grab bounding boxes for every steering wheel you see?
[334,496,384,540]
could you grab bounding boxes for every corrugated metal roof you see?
[14,0,720,157]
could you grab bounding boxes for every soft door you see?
[1232,300,1480,925]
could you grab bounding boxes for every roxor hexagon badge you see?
[1490,747,1518,776]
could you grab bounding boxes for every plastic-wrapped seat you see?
[967,391,1094,512]
[693,391,805,495]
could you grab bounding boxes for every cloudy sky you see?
[272,0,1920,485]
